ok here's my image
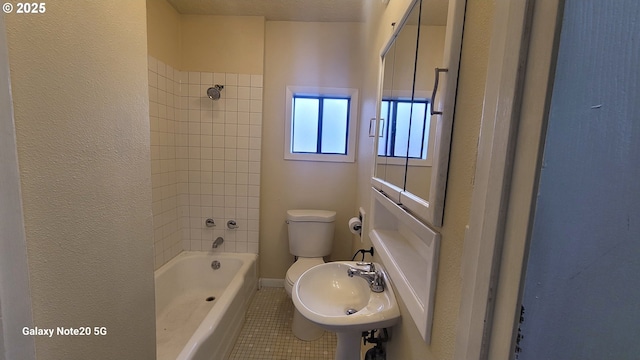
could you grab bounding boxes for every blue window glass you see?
[291,95,350,155]
[378,99,430,159]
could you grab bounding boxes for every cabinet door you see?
[401,0,465,227]
[374,1,421,195]
[403,6,447,200]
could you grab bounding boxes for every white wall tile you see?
[238,74,251,87]
[225,85,238,99]
[237,117,250,130]
[214,73,226,84]
[201,72,213,85]
[237,137,250,149]
[188,85,200,97]
[149,66,261,258]
[225,73,238,86]
[250,100,262,113]
[188,72,200,84]
[157,60,166,76]
[250,74,263,88]
[238,86,251,100]
[238,99,250,112]
[148,56,182,268]
[148,56,158,73]
[180,71,189,85]
[250,88,262,100]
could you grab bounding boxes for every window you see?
[377,99,432,163]
[285,86,358,162]
[291,96,350,154]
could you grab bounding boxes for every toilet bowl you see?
[284,209,336,341]
[284,257,324,297]
[284,257,325,341]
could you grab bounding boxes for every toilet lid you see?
[286,258,325,285]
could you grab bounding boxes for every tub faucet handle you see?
[227,220,239,229]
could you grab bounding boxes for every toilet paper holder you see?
[349,214,363,236]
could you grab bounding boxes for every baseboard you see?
[259,278,284,288]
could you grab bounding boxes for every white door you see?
[517,0,640,359]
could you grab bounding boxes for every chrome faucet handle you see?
[356,262,375,272]
[371,274,385,293]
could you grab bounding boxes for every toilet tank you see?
[286,210,336,257]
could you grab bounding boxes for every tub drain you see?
[205,296,216,302]
[345,308,358,315]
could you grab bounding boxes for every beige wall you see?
[0,14,35,360]
[356,0,414,225]
[355,0,494,358]
[146,0,264,75]
[147,0,181,68]
[6,1,156,359]
[181,15,265,74]
[261,21,364,279]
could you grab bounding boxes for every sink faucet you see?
[347,262,385,293]
[212,237,224,249]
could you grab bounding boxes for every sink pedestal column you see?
[335,332,362,360]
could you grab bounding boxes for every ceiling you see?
[166,0,373,22]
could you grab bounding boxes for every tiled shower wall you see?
[177,71,262,255]
[149,57,181,269]
[148,56,262,269]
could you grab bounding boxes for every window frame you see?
[377,97,434,167]
[285,86,358,163]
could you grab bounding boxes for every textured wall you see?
[354,0,494,358]
[5,1,156,359]
[0,14,35,360]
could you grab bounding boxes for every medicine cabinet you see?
[369,0,466,344]
[372,0,464,228]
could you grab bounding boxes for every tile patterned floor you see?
[228,287,337,360]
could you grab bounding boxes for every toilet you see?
[284,209,336,341]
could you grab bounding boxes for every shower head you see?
[207,85,224,100]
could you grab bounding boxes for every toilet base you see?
[292,307,324,341]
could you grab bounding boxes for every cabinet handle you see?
[369,118,384,137]
[431,67,449,115]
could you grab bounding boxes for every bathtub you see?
[155,251,258,360]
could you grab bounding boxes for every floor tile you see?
[229,287,336,359]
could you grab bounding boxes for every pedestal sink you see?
[292,261,400,360]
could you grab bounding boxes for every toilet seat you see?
[285,257,324,295]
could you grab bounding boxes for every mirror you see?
[372,0,464,227]
[404,0,448,200]
[374,2,421,193]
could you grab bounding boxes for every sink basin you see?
[292,261,400,360]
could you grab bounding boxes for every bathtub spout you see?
[212,237,224,249]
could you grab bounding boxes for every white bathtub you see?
[155,251,258,360]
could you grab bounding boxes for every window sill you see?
[284,152,355,163]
